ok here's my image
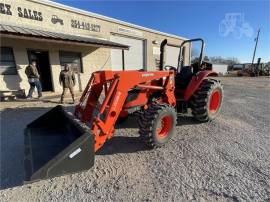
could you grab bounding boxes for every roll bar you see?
[177,38,205,73]
[159,38,205,73]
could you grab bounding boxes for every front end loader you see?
[24,38,223,183]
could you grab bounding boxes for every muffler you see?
[24,105,95,183]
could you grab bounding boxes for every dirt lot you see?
[0,77,269,201]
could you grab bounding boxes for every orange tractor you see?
[24,38,223,182]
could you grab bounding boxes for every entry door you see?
[28,50,53,91]
[110,35,145,70]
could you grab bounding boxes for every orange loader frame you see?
[75,70,176,152]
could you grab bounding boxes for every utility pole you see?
[251,28,260,65]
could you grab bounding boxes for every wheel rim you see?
[209,90,221,113]
[156,115,173,138]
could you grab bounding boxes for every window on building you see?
[59,51,83,73]
[0,47,17,75]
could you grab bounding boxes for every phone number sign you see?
[71,19,101,32]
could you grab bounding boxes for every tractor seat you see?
[175,66,193,89]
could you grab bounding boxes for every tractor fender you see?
[183,71,218,101]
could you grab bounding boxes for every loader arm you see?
[75,70,176,152]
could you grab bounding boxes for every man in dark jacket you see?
[59,64,76,104]
[25,60,42,99]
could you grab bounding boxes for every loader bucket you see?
[24,105,95,183]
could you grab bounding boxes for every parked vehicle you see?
[24,38,223,183]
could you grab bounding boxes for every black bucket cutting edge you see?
[24,105,95,183]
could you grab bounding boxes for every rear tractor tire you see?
[190,79,223,122]
[138,104,177,148]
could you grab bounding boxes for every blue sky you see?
[55,0,270,63]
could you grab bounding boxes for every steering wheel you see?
[164,65,177,71]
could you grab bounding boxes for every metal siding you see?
[212,64,228,74]
[110,35,144,70]
[165,46,180,68]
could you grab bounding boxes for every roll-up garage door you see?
[165,46,180,68]
[110,35,145,70]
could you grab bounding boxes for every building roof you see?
[29,0,187,40]
[0,23,129,50]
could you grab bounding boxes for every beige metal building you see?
[0,0,190,95]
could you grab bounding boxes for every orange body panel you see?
[183,71,218,101]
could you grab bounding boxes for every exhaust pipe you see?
[24,105,95,183]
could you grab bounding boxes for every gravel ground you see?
[0,77,269,201]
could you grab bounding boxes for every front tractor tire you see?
[191,79,223,122]
[138,104,177,148]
